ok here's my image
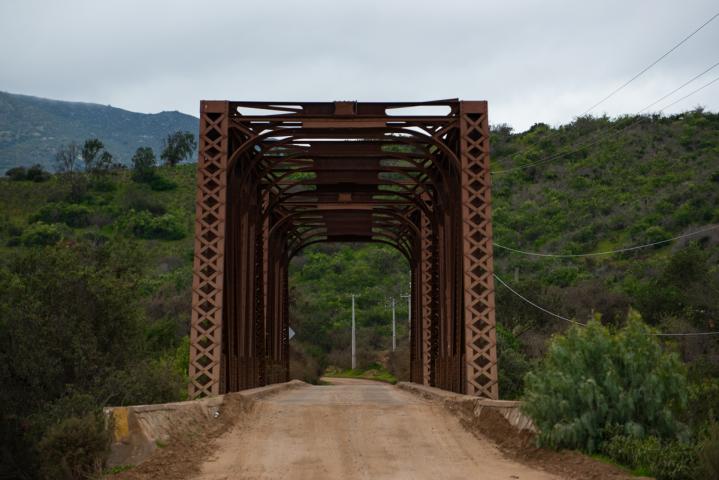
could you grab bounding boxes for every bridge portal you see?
[189,100,498,399]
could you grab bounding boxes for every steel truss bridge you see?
[189,99,498,399]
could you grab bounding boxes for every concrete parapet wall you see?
[396,382,535,432]
[104,380,305,467]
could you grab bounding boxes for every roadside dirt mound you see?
[108,395,254,480]
[462,408,641,480]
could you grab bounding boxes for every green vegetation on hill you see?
[0,109,718,479]
[0,91,198,172]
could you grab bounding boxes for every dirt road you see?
[192,378,560,480]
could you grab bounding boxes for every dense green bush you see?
[697,422,719,479]
[99,357,187,405]
[522,312,688,452]
[148,173,178,191]
[0,240,179,479]
[33,202,92,228]
[601,434,697,480]
[5,164,50,182]
[26,164,51,182]
[37,413,110,480]
[497,324,531,399]
[121,187,167,215]
[20,222,63,246]
[121,210,185,240]
[6,165,28,180]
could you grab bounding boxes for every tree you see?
[131,147,156,181]
[5,166,27,181]
[54,142,81,174]
[81,138,104,171]
[522,312,688,453]
[160,131,197,167]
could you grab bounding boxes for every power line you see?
[493,12,719,168]
[655,73,719,111]
[493,225,719,258]
[494,273,719,336]
[581,11,719,115]
[638,60,719,113]
[493,273,586,326]
[492,68,719,174]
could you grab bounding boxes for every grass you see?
[589,453,651,477]
[323,364,398,385]
[104,464,134,474]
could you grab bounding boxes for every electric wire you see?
[581,11,719,115]
[492,69,719,174]
[494,273,719,336]
[638,60,719,113]
[493,273,587,326]
[493,225,719,258]
[495,12,719,167]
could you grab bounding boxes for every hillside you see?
[0,109,716,380]
[1,110,718,479]
[0,91,198,173]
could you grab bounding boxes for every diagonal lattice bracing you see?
[459,101,498,399]
[189,101,229,398]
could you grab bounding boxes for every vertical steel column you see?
[189,101,229,398]
[420,210,433,386]
[281,256,290,381]
[458,101,498,399]
[253,191,266,387]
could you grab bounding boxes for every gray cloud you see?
[1,0,717,131]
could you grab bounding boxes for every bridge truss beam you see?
[189,99,498,399]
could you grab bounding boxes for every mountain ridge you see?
[0,90,198,172]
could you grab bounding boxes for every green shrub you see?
[497,324,531,400]
[99,358,187,406]
[698,422,719,479]
[522,311,688,452]
[37,413,110,480]
[89,175,116,192]
[34,202,92,228]
[121,210,185,240]
[121,187,166,215]
[26,164,51,182]
[20,222,63,246]
[4,164,49,182]
[148,174,177,191]
[6,166,27,181]
[601,434,697,480]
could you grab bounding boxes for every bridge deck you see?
[192,378,559,480]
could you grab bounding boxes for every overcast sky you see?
[1,0,718,131]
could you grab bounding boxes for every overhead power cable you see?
[655,73,719,111]
[493,273,719,336]
[494,12,719,168]
[493,225,719,258]
[493,273,586,326]
[639,60,719,112]
[491,68,719,174]
[581,11,719,115]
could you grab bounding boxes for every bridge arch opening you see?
[189,100,498,399]
[287,241,412,380]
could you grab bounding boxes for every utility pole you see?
[391,297,396,352]
[400,292,411,341]
[351,294,357,370]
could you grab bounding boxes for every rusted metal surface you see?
[189,100,498,399]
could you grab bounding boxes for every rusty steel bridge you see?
[188,100,498,399]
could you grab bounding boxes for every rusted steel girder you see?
[189,100,498,399]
